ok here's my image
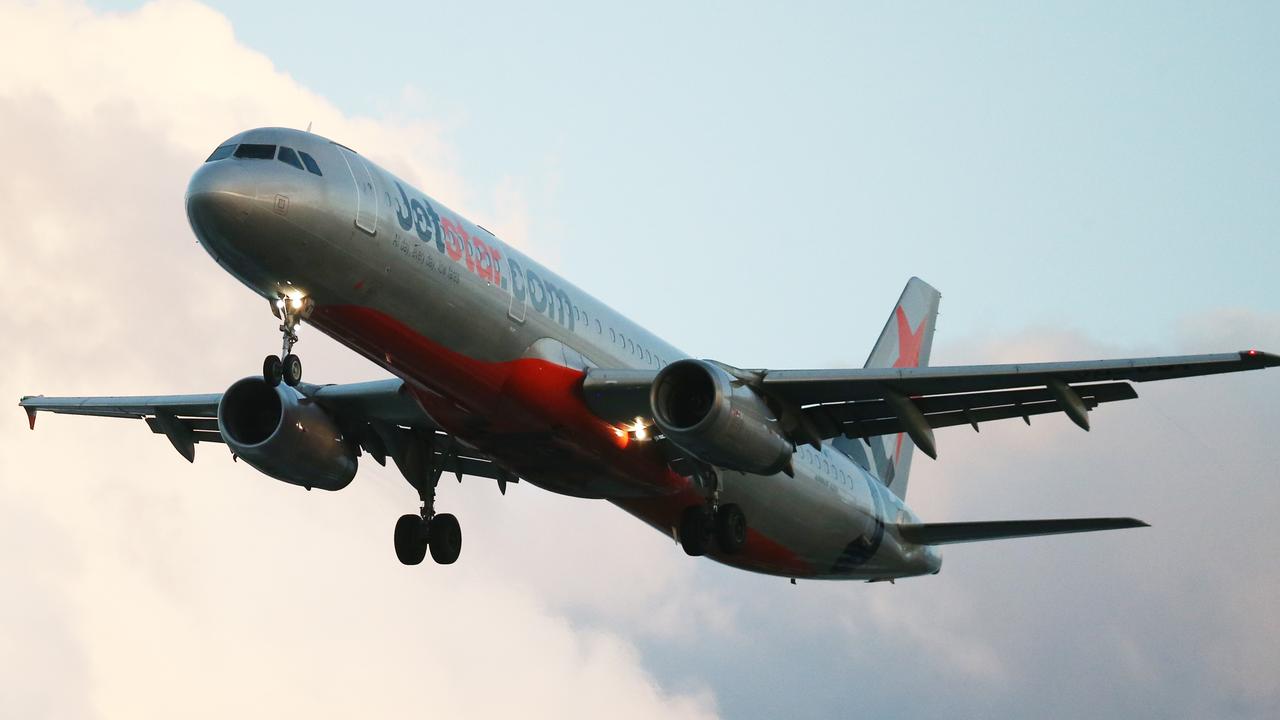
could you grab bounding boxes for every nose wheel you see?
[263,294,313,387]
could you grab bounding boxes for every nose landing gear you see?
[263,293,313,387]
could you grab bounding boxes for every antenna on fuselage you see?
[306,121,313,133]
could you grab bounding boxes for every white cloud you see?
[0,2,715,717]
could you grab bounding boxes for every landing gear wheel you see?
[263,355,284,387]
[394,514,428,565]
[715,504,748,555]
[282,353,303,387]
[679,506,713,557]
[428,513,462,565]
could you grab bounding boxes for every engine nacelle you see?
[217,377,357,491]
[649,359,793,476]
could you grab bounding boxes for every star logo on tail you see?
[891,305,926,370]
[890,306,928,466]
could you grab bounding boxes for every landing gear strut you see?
[264,293,313,388]
[393,432,463,566]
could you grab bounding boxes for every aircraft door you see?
[337,147,378,235]
[508,286,526,323]
[508,265,526,323]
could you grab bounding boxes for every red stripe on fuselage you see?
[311,304,813,577]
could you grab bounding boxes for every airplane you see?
[19,127,1279,581]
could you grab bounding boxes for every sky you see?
[1,1,1278,718]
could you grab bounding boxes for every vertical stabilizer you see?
[833,277,941,500]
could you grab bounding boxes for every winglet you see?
[19,396,41,429]
[1242,349,1280,368]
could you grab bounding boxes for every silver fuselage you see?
[186,127,941,580]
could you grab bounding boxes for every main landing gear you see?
[263,293,313,388]
[393,433,463,566]
[395,511,462,565]
[678,470,748,557]
[679,504,748,557]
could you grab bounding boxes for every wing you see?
[583,350,1280,458]
[18,379,513,487]
[897,517,1149,545]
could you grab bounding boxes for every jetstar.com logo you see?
[392,181,577,332]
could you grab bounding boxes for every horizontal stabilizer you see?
[897,517,1148,545]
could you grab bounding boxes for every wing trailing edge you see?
[897,517,1149,545]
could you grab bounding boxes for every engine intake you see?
[650,359,793,475]
[217,377,357,491]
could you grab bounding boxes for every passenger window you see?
[205,144,235,162]
[234,143,276,159]
[277,146,305,170]
[298,151,323,176]
[609,328,616,343]
[594,319,602,334]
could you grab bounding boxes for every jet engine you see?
[649,359,793,475]
[217,377,357,490]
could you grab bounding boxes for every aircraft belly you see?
[720,469,859,572]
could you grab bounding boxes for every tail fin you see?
[832,277,941,500]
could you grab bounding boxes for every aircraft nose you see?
[186,160,260,255]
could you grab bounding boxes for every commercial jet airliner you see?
[20,127,1278,580]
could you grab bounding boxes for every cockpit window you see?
[298,151,322,176]
[277,146,305,171]
[205,144,236,162]
[234,143,276,159]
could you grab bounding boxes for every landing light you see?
[628,417,652,442]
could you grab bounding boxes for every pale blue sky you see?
[97,0,1280,366]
